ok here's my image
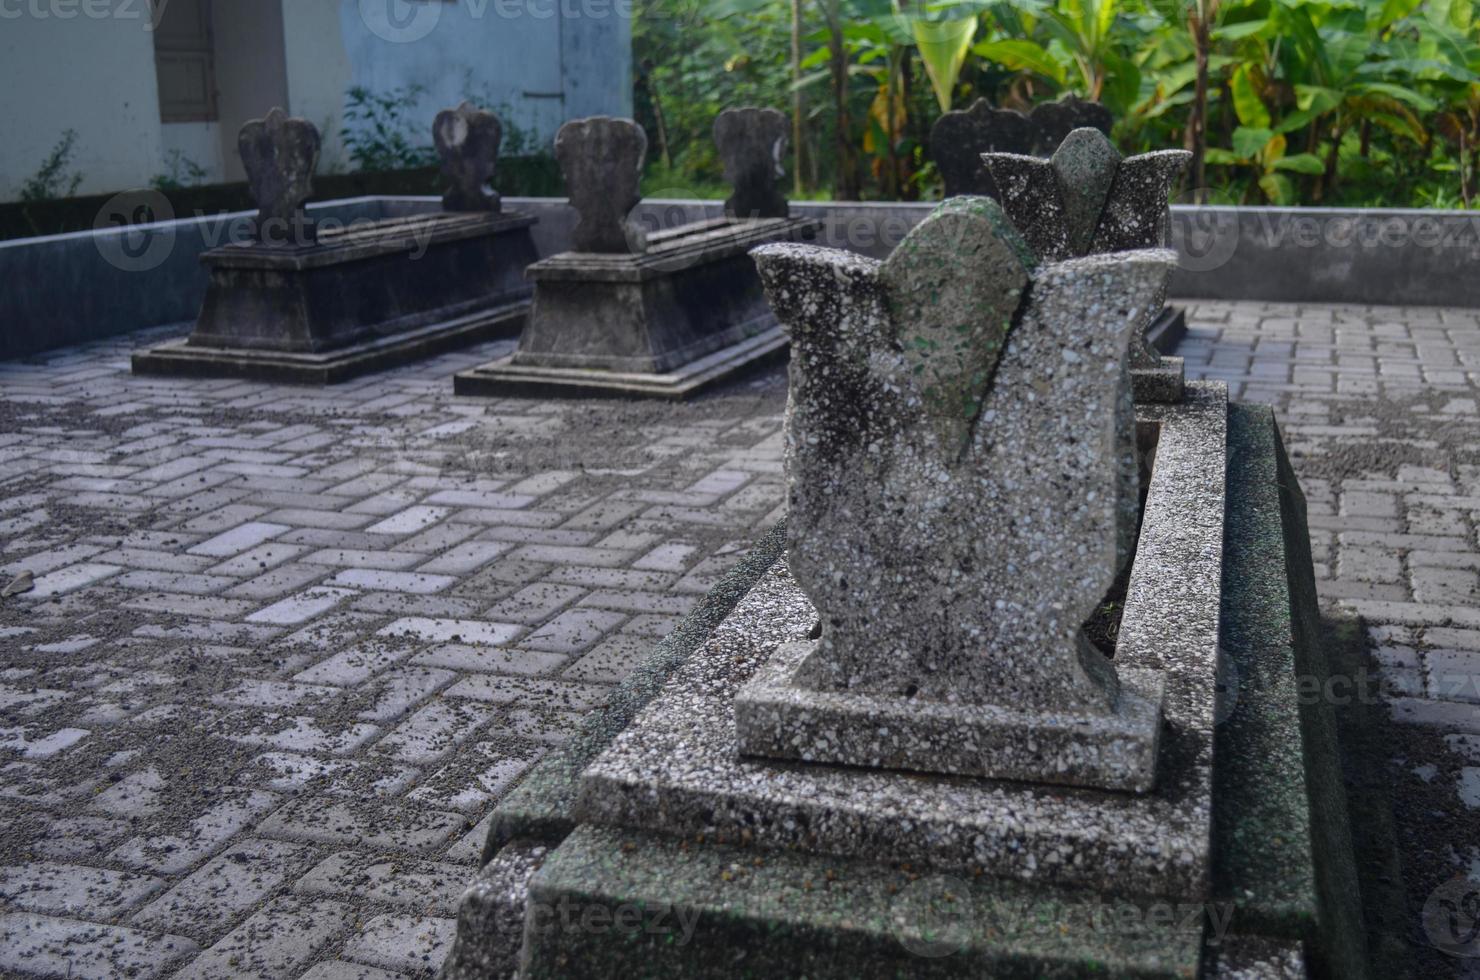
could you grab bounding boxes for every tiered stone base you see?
[133,211,538,385]
[454,216,818,399]
[441,390,1373,980]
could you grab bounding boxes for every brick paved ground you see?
[0,301,1477,977]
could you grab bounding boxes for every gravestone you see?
[441,198,1370,979]
[441,197,1372,980]
[930,95,1113,199]
[734,197,1163,787]
[134,106,539,384]
[555,116,649,253]
[983,127,1191,402]
[435,101,502,212]
[238,107,320,244]
[1029,93,1115,153]
[929,98,1038,198]
[715,106,790,219]
[455,110,819,399]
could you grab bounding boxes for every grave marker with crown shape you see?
[134,105,539,385]
[440,196,1370,980]
[983,127,1192,402]
[454,110,820,399]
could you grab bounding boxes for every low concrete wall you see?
[3,197,1479,362]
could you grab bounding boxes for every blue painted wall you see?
[338,0,633,156]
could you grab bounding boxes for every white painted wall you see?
[281,0,352,172]
[0,0,633,203]
[0,7,164,201]
[213,0,290,182]
[160,121,223,183]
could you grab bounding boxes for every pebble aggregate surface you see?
[1,299,1479,976]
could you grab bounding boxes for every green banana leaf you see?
[912,16,980,111]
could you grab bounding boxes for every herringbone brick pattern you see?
[0,329,786,978]
[0,300,1477,976]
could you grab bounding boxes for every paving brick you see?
[377,617,522,647]
[255,798,466,853]
[0,912,198,979]
[408,644,566,675]
[357,667,458,723]
[365,505,452,535]
[415,540,511,575]
[520,607,627,654]
[246,587,358,626]
[444,675,612,711]
[108,790,281,875]
[300,548,425,570]
[298,961,414,980]
[243,752,420,798]
[26,563,121,598]
[130,839,314,940]
[481,582,586,625]
[373,700,497,765]
[293,643,414,687]
[173,896,348,980]
[340,913,458,975]
[406,741,540,813]
[187,522,291,558]
[295,850,469,914]
[563,632,656,683]
[0,862,164,918]
[229,715,382,756]
[328,568,458,594]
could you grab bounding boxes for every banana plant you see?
[968,0,1140,115]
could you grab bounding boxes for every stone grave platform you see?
[134,103,538,385]
[453,215,817,399]
[444,395,1368,979]
[132,210,537,385]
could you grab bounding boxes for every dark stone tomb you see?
[454,109,819,399]
[133,105,538,385]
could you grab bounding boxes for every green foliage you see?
[21,130,84,203]
[634,0,1480,206]
[342,85,438,172]
[151,150,210,192]
[341,85,550,176]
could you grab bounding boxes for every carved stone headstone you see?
[736,197,1176,790]
[238,108,320,244]
[928,98,1036,198]
[554,116,648,254]
[714,107,791,220]
[1029,94,1114,154]
[983,127,1190,386]
[435,101,503,213]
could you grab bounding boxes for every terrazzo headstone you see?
[734,197,1176,790]
[983,127,1191,400]
[928,98,1036,198]
[1029,94,1114,154]
[238,108,320,244]
[435,101,503,213]
[555,116,649,254]
[714,106,790,219]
